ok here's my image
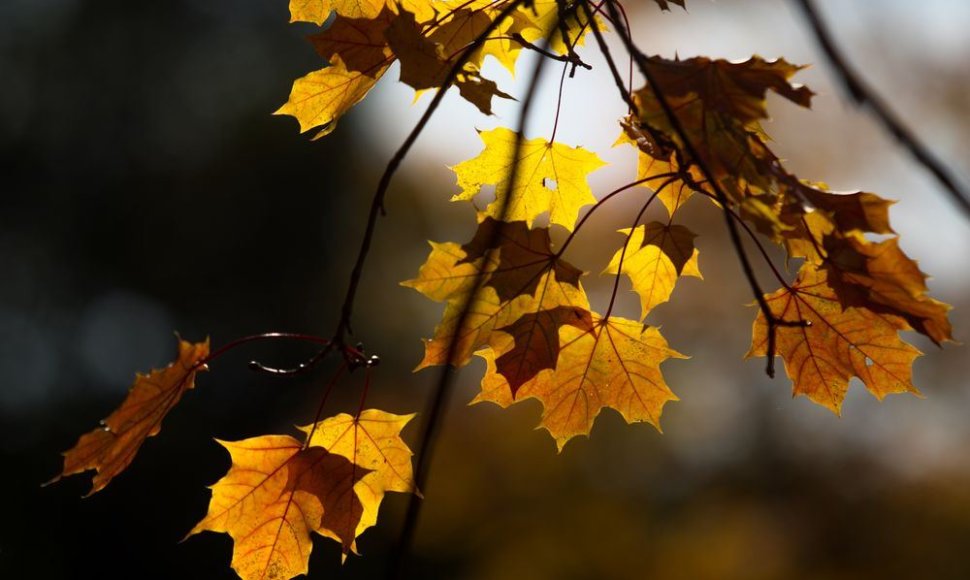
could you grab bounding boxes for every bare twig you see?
[792,0,970,218]
[511,32,592,70]
[580,0,636,112]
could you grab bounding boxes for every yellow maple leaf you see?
[48,338,209,495]
[507,0,598,57]
[288,0,331,25]
[188,435,368,580]
[403,218,590,371]
[451,127,606,230]
[747,264,923,414]
[605,222,702,320]
[475,314,686,450]
[289,0,395,22]
[419,270,588,371]
[614,117,699,217]
[275,55,390,138]
[300,410,418,540]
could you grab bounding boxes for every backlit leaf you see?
[275,55,390,138]
[300,410,418,539]
[451,127,606,230]
[188,435,368,580]
[475,314,685,450]
[605,222,702,320]
[748,264,922,414]
[403,218,590,371]
[49,338,209,495]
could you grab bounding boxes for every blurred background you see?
[1,0,968,578]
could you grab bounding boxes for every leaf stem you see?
[555,172,678,259]
[603,177,672,319]
[301,363,347,449]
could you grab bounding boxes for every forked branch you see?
[602,0,805,378]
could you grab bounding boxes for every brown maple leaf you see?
[48,338,209,495]
[403,218,591,372]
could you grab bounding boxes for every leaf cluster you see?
[47,1,959,579]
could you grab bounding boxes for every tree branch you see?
[792,0,970,218]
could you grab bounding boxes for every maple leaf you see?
[475,314,686,450]
[748,264,923,414]
[506,0,598,57]
[288,0,331,25]
[188,435,368,580]
[385,9,513,114]
[605,222,702,320]
[494,305,594,394]
[289,0,432,22]
[403,218,590,372]
[641,56,814,126]
[427,7,493,66]
[631,55,815,224]
[421,269,590,373]
[310,9,396,74]
[614,116,700,217]
[275,55,390,139]
[822,233,954,345]
[385,10,453,90]
[300,410,418,539]
[783,200,953,345]
[800,188,895,236]
[451,127,606,230]
[48,338,209,495]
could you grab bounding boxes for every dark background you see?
[3,1,970,579]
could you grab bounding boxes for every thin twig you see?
[604,0,804,378]
[603,179,672,318]
[389,17,563,579]
[581,0,636,113]
[333,0,531,344]
[511,32,592,70]
[792,0,970,218]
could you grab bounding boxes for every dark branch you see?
[793,0,970,218]
[580,0,636,112]
[511,32,592,70]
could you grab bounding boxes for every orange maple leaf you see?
[476,314,685,450]
[403,218,589,371]
[188,435,368,580]
[748,264,923,414]
[300,409,418,540]
[48,338,209,495]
